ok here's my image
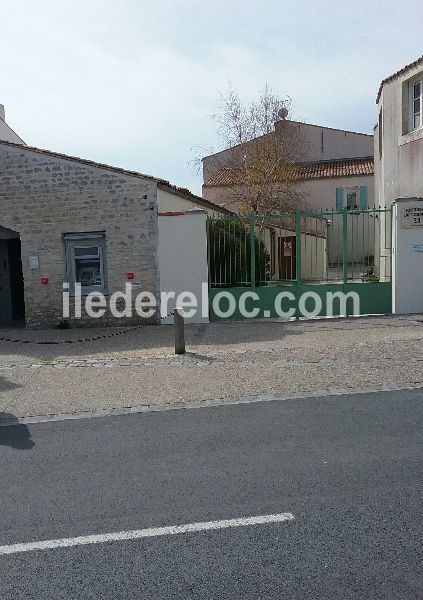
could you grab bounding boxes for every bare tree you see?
[210,84,308,213]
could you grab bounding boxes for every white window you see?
[336,186,368,210]
[409,78,423,131]
[64,232,107,295]
[345,187,359,210]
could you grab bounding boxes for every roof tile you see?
[204,157,374,186]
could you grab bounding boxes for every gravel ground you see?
[1,315,423,418]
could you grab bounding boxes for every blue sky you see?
[1,0,422,194]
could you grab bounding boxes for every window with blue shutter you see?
[359,186,368,209]
[336,187,344,210]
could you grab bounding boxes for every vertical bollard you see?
[174,308,185,354]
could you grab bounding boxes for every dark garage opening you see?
[8,238,25,321]
[0,231,25,324]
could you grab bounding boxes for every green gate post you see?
[295,210,302,284]
[206,217,211,291]
[295,209,302,319]
[342,207,348,286]
[250,210,256,289]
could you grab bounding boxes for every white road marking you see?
[0,512,295,556]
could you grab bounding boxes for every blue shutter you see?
[359,186,368,209]
[336,187,344,211]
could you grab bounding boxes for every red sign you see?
[127,272,135,280]
[283,241,292,250]
[41,277,49,285]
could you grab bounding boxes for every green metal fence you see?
[207,207,392,320]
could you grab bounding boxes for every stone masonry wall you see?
[0,143,160,328]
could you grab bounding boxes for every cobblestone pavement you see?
[1,315,423,418]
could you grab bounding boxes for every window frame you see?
[345,187,359,210]
[409,77,423,132]
[64,232,108,296]
[336,186,368,211]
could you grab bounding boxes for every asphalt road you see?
[0,389,422,599]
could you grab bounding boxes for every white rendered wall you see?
[374,63,423,208]
[0,106,25,144]
[392,198,423,313]
[300,233,327,280]
[158,210,209,324]
[202,121,373,183]
[202,175,374,213]
[158,187,226,217]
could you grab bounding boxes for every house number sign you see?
[401,206,423,228]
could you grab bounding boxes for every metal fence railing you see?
[207,207,392,288]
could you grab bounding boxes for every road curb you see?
[1,381,423,426]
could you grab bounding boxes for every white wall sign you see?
[393,200,423,314]
[401,206,423,228]
[28,254,39,270]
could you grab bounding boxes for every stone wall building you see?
[0,140,229,328]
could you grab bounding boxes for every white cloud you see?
[1,0,422,194]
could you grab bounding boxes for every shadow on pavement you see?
[0,412,34,450]
[0,376,23,394]
[0,319,305,364]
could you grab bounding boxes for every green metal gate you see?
[207,207,392,320]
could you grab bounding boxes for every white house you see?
[202,120,375,275]
[374,56,423,280]
[202,120,374,212]
[374,55,423,207]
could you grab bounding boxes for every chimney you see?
[0,104,5,121]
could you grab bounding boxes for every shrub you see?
[208,219,270,287]
[361,267,379,282]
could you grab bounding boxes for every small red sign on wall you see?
[127,272,135,280]
[41,277,49,285]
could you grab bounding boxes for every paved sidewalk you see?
[1,315,423,418]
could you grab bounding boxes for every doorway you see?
[0,228,25,324]
[278,236,296,280]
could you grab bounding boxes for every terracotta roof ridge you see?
[206,156,374,176]
[204,156,374,185]
[297,156,374,165]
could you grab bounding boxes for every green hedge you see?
[208,220,270,287]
